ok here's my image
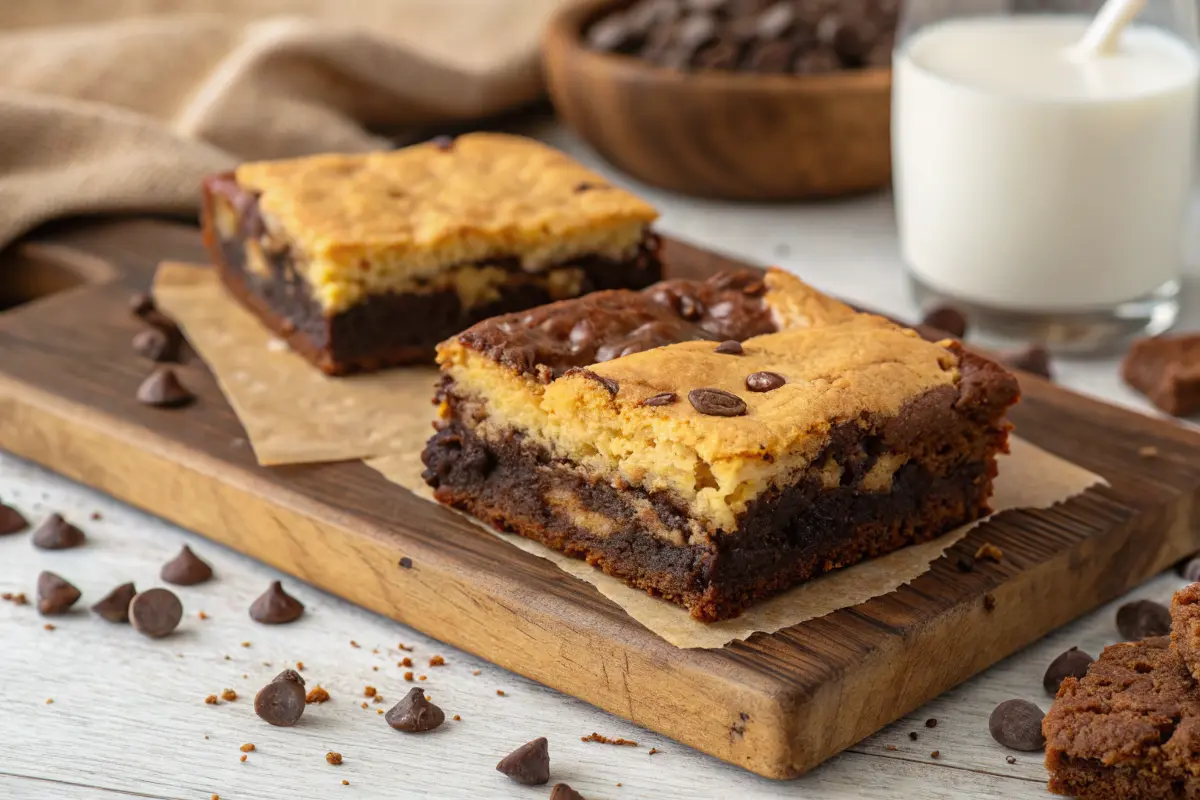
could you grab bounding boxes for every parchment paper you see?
[155,261,1105,648]
[153,262,440,466]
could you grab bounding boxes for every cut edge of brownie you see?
[1172,583,1200,682]
[200,174,664,375]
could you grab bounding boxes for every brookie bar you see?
[201,134,662,374]
[422,269,1020,621]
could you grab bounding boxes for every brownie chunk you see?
[1122,334,1200,416]
[1172,583,1200,682]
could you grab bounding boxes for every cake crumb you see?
[221,689,237,702]
[373,695,384,704]
[418,675,427,681]
[398,642,413,651]
[401,657,413,668]
[372,665,378,672]
[974,543,1003,562]
[581,732,638,747]
[930,751,940,759]
[326,752,343,766]
[2,592,28,605]
[242,674,248,679]
[360,702,368,710]
[205,694,219,705]
[240,744,255,752]
[496,690,506,696]
[342,780,349,786]
[404,671,414,681]
[453,714,461,721]
[91,511,102,521]
[616,783,622,787]
[198,611,209,620]
[212,795,219,800]
[349,640,360,648]
[364,686,377,697]
[45,698,53,705]
[240,754,247,763]
[377,709,383,715]
[241,641,251,648]
[306,685,331,704]
[43,623,55,631]
[296,661,305,670]
[429,655,445,667]
[472,670,480,676]
[1139,445,1159,458]
[224,655,231,661]
[372,648,379,654]
[885,745,897,751]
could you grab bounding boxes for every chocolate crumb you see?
[885,745,897,751]
[581,732,638,746]
[37,571,81,615]
[974,543,1003,562]
[221,689,237,702]
[130,291,156,318]
[32,513,86,550]
[91,582,136,623]
[714,340,744,355]
[955,555,974,573]
[136,367,195,408]
[925,718,937,728]
[161,545,214,585]
[984,593,997,612]
[325,752,343,766]
[1006,755,1017,765]
[399,556,413,568]
[90,511,102,521]
[496,737,550,785]
[306,685,330,704]
[908,732,918,741]
[648,747,659,755]
[429,655,445,667]
[249,581,304,624]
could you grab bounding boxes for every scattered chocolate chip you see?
[1180,557,1200,583]
[908,731,918,741]
[1116,599,1170,641]
[550,784,585,800]
[988,700,1045,751]
[137,367,195,408]
[32,513,85,550]
[385,687,445,732]
[129,291,156,318]
[1006,755,1017,765]
[921,306,967,338]
[496,737,550,785]
[688,388,747,417]
[640,392,679,407]
[132,327,179,363]
[91,582,137,623]
[998,345,1053,380]
[161,545,214,585]
[430,135,454,151]
[1043,647,1094,695]
[249,580,305,624]
[714,340,744,355]
[254,669,307,727]
[0,503,29,535]
[37,571,81,615]
[745,371,785,393]
[129,588,183,638]
[925,718,937,728]
[399,556,413,569]
[955,555,974,573]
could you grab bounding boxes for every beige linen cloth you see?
[0,0,564,252]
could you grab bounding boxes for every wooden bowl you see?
[542,0,893,201]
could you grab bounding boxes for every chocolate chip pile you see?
[585,0,900,74]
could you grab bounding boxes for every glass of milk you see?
[893,0,1200,351]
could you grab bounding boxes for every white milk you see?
[894,16,1199,312]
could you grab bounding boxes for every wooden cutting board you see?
[3,218,1199,780]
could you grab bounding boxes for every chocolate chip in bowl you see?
[543,0,894,200]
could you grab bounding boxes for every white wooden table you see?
[3,125,1198,800]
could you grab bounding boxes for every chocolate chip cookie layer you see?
[201,133,662,375]
[422,271,1019,621]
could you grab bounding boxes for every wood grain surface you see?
[2,219,1200,781]
[541,0,893,201]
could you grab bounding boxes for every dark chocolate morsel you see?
[496,737,551,785]
[37,571,81,616]
[998,345,1053,380]
[91,582,137,623]
[1043,647,1094,695]
[132,327,179,363]
[161,545,214,586]
[745,371,785,392]
[640,392,678,407]
[385,687,446,732]
[129,588,184,638]
[714,340,744,355]
[255,669,307,727]
[0,503,29,535]
[550,784,586,800]
[921,306,968,339]
[688,388,747,417]
[1116,599,1170,641]
[32,513,86,550]
[399,556,413,569]
[988,699,1045,751]
[249,580,305,624]
[129,291,156,318]
[137,367,195,408]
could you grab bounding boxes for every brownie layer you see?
[422,417,990,622]
[1046,758,1198,799]
[201,177,662,374]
